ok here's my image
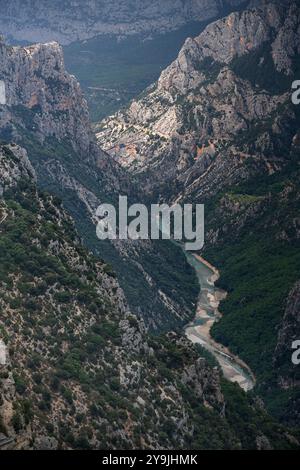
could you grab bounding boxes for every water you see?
[183,249,255,392]
[161,233,255,390]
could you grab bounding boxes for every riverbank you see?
[184,252,256,392]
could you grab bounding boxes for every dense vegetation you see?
[203,157,300,426]
[0,149,298,449]
[0,107,199,333]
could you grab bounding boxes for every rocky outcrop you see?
[181,358,224,408]
[271,282,300,426]
[0,37,122,252]
[0,5,299,448]
[156,0,300,94]
[96,0,299,203]
[0,0,248,45]
[0,37,198,332]
[0,143,36,195]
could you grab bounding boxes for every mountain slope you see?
[0,37,198,332]
[1,143,297,450]
[96,0,300,202]
[203,157,300,426]
[96,0,300,424]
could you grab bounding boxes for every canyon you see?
[0,0,299,449]
[96,0,300,425]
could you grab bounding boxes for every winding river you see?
[159,215,255,392]
[183,250,255,392]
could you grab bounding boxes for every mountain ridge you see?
[96,0,299,202]
[2,142,297,449]
[95,0,300,424]
[0,0,248,45]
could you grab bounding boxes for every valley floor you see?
[184,252,256,392]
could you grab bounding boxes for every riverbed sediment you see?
[184,251,255,392]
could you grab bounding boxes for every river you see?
[183,250,255,392]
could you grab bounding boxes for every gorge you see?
[95,0,300,426]
[0,0,299,451]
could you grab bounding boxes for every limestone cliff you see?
[0,143,218,449]
[96,0,299,202]
[0,37,198,331]
[96,0,300,424]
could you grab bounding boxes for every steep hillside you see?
[64,21,217,122]
[0,0,248,45]
[96,0,300,424]
[0,1,251,123]
[203,157,300,425]
[97,0,300,201]
[1,143,297,450]
[0,37,198,332]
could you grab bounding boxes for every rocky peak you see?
[158,0,299,95]
[96,0,299,202]
[0,40,95,160]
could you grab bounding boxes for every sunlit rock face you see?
[96,1,300,203]
[0,40,94,158]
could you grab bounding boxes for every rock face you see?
[1,144,294,450]
[96,0,300,203]
[0,143,36,195]
[96,0,300,424]
[0,143,222,450]
[0,37,198,332]
[0,0,247,45]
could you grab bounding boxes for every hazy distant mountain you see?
[0,0,247,45]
